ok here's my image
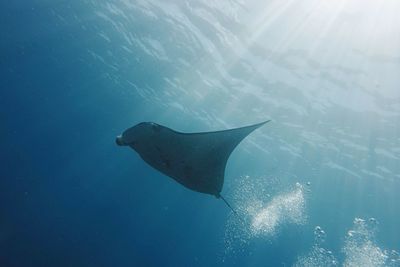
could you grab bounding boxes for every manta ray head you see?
[116,122,161,146]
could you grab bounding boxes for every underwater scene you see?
[1,0,400,266]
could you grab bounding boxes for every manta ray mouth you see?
[115,136,125,146]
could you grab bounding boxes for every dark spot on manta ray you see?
[116,120,270,213]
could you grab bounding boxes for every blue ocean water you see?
[1,0,400,266]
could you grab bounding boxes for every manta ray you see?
[116,120,269,213]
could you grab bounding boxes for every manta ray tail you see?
[219,194,239,217]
